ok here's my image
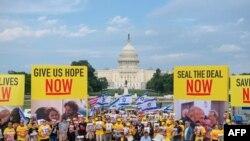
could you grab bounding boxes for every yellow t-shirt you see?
[166,125,173,141]
[3,128,15,141]
[113,123,124,131]
[195,126,206,141]
[210,129,220,140]
[180,124,184,136]
[16,125,28,141]
[95,121,104,135]
[38,124,51,140]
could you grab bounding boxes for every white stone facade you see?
[95,35,155,90]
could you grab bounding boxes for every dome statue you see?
[118,34,139,69]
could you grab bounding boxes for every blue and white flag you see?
[88,107,95,117]
[109,98,121,109]
[140,98,158,112]
[96,94,111,107]
[161,104,173,111]
[18,107,29,125]
[119,94,132,106]
[136,94,148,105]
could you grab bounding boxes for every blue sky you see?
[0,0,250,74]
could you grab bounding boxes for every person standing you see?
[172,120,182,141]
[140,131,151,141]
[184,121,193,141]
[38,119,51,141]
[3,122,15,141]
[104,118,113,141]
[16,120,28,141]
[194,121,206,141]
[0,119,4,141]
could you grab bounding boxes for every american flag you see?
[88,96,99,107]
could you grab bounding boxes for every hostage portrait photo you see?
[174,100,226,127]
[31,99,87,121]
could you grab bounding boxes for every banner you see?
[174,99,227,141]
[231,75,250,106]
[31,66,88,100]
[31,99,88,120]
[0,75,24,106]
[174,65,229,101]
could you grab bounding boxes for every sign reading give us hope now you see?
[31,65,88,100]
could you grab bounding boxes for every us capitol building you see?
[95,35,155,90]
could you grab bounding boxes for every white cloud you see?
[0,27,50,42]
[69,25,96,37]
[145,30,158,36]
[105,16,132,34]
[150,53,200,62]
[109,16,129,25]
[0,0,87,14]
[106,26,119,33]
[37,16,58,26]
[53,49,117,58]
[215,44,243,53]
[237,18,245,24]
[195,25,217,33]
[0,19,20,29]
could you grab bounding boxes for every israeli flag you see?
[88,107,95,117]
[96,94,110,106]
[119,94,132,106]
[140,98,158,112]
[109,98,121,109]
[136,94,148,105]
[18,107,29,125]
[161,104,173,111]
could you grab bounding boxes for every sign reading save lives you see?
[0,75,25,106]
[174,66,229,101]
[31,66,88,100]
[231,75,250,106]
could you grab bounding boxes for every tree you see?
[8,70,31,95]
[71,60,108,92]
[146,68,173,94]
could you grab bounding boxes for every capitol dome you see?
[118,34,139,69]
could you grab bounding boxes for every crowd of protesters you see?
[0,106,233,141]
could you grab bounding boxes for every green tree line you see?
[146,68,173,94]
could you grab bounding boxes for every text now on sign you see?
[174,65,229,101]
[31,66,88,100]
[231,75,250,106]
[0,75,25,106]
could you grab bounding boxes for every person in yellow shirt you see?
[124,122,133,141]
[210,124,220,141]
[95,116,104,141]
[3,122,15,141]
[218,124,224,141]
[194,121,206,141]
[166,120,173,141]
[16,120,28,141]
[38,119,51,141]
[179,120,185,140]
[113,118,124,140]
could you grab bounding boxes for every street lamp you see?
[99,78,104,94]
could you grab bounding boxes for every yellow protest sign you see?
[31,66,88,100]
[174,65,229,101]
[231,75,250,106]
[0,75,25,106]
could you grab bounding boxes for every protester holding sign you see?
[3,122,15,141]
[16,120,28,141]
